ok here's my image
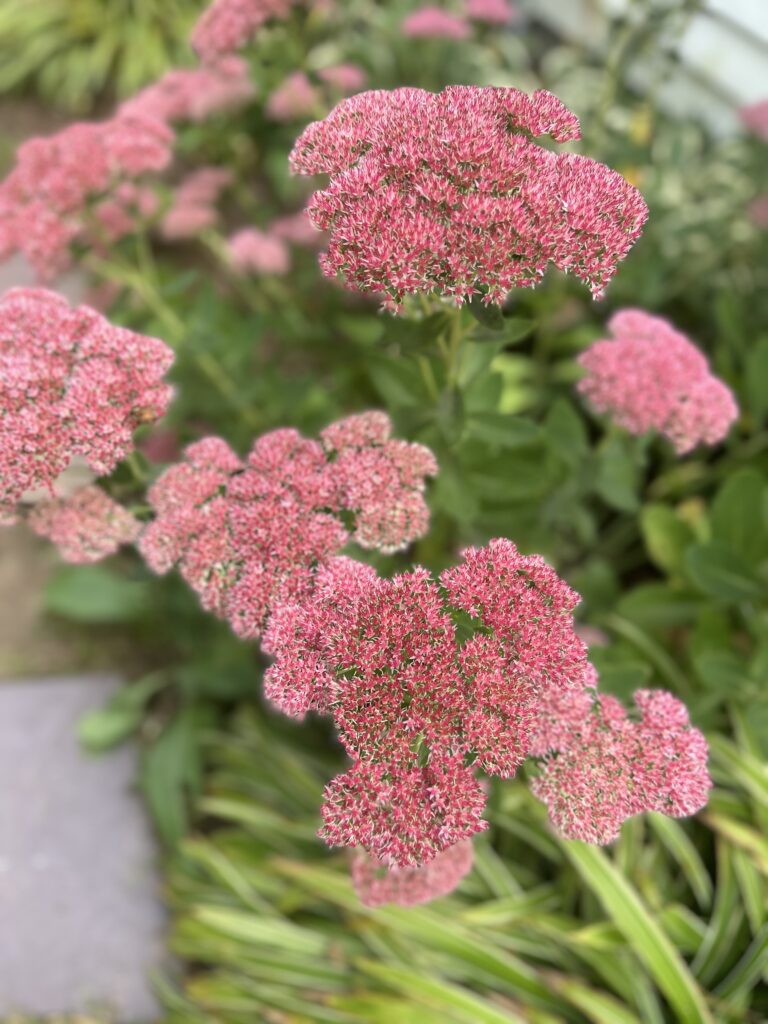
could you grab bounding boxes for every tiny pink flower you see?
[577,309,738,454]
[121,58,255,123]
[402,7,471,39]
[28,485,141,563]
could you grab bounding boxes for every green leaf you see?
[544,398,588,468]
[595,436,641,512]
[78,672,168,753]
[710,468,768,564]
[141,706,211,845]
[46,564,151,623]
[744,336,768,421]
[640,504,694,575]
[685,543,765,603]
[465,413,540,448]
[564,844,714,1023]
[467,295,504,331]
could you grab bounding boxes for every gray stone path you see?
[0,676,166,1020]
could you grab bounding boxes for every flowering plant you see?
[2,0,767,1016]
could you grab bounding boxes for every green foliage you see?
[0,0,199,112]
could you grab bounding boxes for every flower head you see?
[28,485,141,563]
[317,64,367,95]
[464,0,518,24]
[739,99,768,142]
[0,288,173,520]
[139,413,436,639]
[226,227,291,274]
[191,0,298,62]
[402,7,470,39]
[161,167,233,241]
[263,539,590,866]
[351,840,474,906]
[0,114,173,279]
[577,309,738,454]
[266,71,320,122]
[121,58,255,123]
[530,684,711,844]
[290,86,647,308]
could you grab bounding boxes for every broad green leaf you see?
[564,843,714,1023]
[641,504,694,575]
[710,468,768,563]
[595,436,641,512]
[685,543,765,604]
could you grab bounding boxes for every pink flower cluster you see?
[161,168,233,241]
[529,684,711,844]
[402,7,470,40]
[352,840,474,907]
[28,485,141,563]
[226,227,291,274]
[266,66,367,124]
[263,539,591,867]
[139,412,437,639]
[0,113,173,280]
[577,309,738,454]
[191,0,299,62]
[290,86,648,308]
[0,288,173,522]
[465,0,518,25]
[0,54,254,279]
[120,58,255,124]
[739,99,768,142]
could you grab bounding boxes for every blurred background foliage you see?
[2,0,767,1021]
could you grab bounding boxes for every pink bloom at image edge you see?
[191,0,299,62]
[530,684,711,844]
[29,486,141,563]
[402,7,470,39]
[0,288,173,520]
[577,309,738,453]
[465,0,518,25]
[739,99,768,141]
[138,411,437,640]
[290,86,648,310]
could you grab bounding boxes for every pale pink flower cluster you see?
[191,0,298,62]
[290,86,648,308]
[266,71,320,122]
[739,99,768,142]
[226,227,291,274]
[464,0,518,25]
[0,288,173,522]
[0,114,173,279]
[161,168,233,241]
[529,684,711,844]
[317,65,367,95]
[28,485,141,563]
[263,539,590,867]
[93,183,159,246]
[402,7,470,40]
[352,840,474,907]
[139,412,437,639]
[577,309,738,454]
[120,57,255,123]
[270,209,324,248]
